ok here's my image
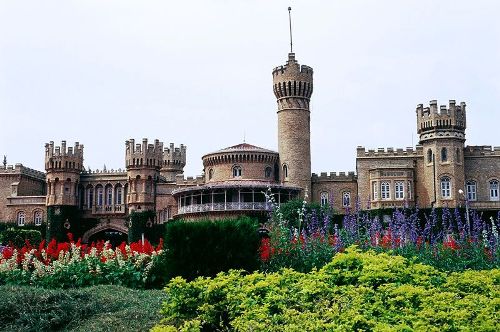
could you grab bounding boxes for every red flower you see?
[259,238,273,262]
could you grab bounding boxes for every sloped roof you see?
[208,143,277,155]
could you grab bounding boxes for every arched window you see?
[116,185,123,205]
[395,181,404,200]
[489,180,499,201]
[232,165,242,178]
[106,186,113,205]
[282,164,288,179]
[441,147,448,162]
[381,182,390,199]
[17,211,25,226]
[320,192,329,206]
[466,181,477,201]
[407,181,412,200]
[456,148,460,161]
[208,169,214,180]
[265,167,272,178]
[34,211,43,226]
[97,186,103,206]
[87,186,93,208]
[342,192,351,207]
[372,181,378,200]
[440,176,451,198]
[427,149,433,163]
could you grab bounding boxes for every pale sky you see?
[1,0,499,177]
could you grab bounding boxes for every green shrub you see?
[154,247,499,331]
[0,228,42,248]
[163,217,260,281]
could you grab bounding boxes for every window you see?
[489,180,499,201]
[440,176,451,198]
[232,165,242,177]
[97,187,103,206]
[342,192,351,207]
[456,148,460,161]
[265,167,272,178]
[208,169,213,180]
[106,187,113,205]
[465,181,477,201]
[34,211,43,225]
[381,182,390,199]
[116,186,123,205]
[395,181,404,200]
[282,164,288,179]
[87,187,93,208]
[372,182,378,200]
[441,147,448,162]
[17,211,25,226]
[427,149,433,163]
[407,181,412,200]
[320,192,329,206]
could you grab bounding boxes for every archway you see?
[82,220,128,245]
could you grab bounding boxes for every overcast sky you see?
[1,0,499,177]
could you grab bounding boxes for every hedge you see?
[163,217,261,281]
[0,228,42,248]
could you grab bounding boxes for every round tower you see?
[45,141,83,206]
[417,100,466,208]
[125,138,163,212]
[273,52,313,200]
[160,143,186,182]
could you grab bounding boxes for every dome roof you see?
[205,143,277,156]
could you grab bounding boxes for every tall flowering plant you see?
[0,233,165,288]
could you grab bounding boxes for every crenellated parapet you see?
[45,141,84,173]
[125,138,163,170]
[464,145,500,157]
[356,146,423,158]
[416,100,466,143]
[175,174,205,186]
[311,171,357,182]
[0,163,46,180]
[161,143,186,181]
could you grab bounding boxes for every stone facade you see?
[1,51,499,241]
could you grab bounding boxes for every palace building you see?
[1,50,499,241]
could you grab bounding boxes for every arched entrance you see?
[82,219,128,245]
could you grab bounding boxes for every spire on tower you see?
[2,155,6,168]
[288,6,293,53]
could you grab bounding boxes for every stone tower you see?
[125,138,163,212]
[417,100,466,208]
[45,141,83,206]
[161,143,186,182]
[273,52,313,200]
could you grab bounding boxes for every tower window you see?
[441,147,448,162]
[489,180,499,201]
[342,192,351,207]
[381,182,390,200]
[320,192,329,206]
[440,176,451,198]
[232,165,242,178]
[456,148,460,161]
[427,149,433,163]
[17,211,25,226]
[466,181,477,201]
[395,181,404,200]
[265,167,272,178]
[282,164,288,180]
[34,211,43,226]
[208,169,214,180]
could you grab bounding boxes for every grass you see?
[0,285,168,332]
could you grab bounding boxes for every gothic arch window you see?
[96,186,103,206]
[489,180,499,201]
[265,166,272,179]
[86,185,93,208]
[232,165,242,178]
[342,192,351,207]
[282,164,288,180]
[441,147,448,162]
[395,181,404,200]
[440,176,451,198]
[427,149,433,163]
[456,148,460,161]
[34,211,43,226]
[208,168,214,180]
[320,192,329,206]
[105,186,113,205]
[17,211,25,226]
[381,182,390,200]
[466,181,477,201]
[115,185,123,205]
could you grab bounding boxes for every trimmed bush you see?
[164,217,260,281]
[129,210,164,244]
[154,247,500,331]
[0,228,41,248]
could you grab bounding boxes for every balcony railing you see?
[92,204,125,214]
[177,202,269,215]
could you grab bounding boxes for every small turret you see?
[161,143,186,182]
[416,100,466,144]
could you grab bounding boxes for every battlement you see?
[356,145,423,158]
[125,138,164,169]
[464,145,500,157]
[272,53,313,101]
[45,141,84,172]
[312,171,357,182]
[162,143,186,168]
[175,174,205,186]
[416,100,466,136]
[0,163,45,180]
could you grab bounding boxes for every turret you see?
[45,141,83,206]
[416,100,466,208]
[125,138,163,212]
[273,52,313,200]
[161,143,186,182]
